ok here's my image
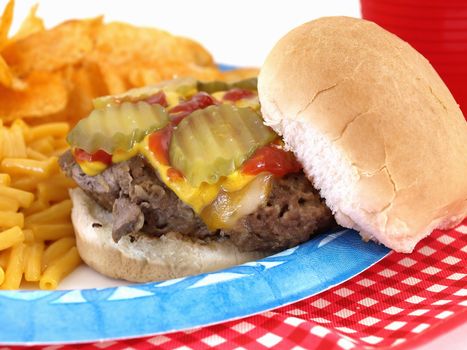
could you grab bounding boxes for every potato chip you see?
[0,54,13,87]
[0,54,26,90]
[97,63,131,95]
[10,3,44,42]
[0,0,14,50]
[62,59,108,125]
[2,17,102,77]
[0,71,67,121]
[89,22,215,68]
[155,60,223,82]
[94,60,221,96]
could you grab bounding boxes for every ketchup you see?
[167,167,184,181]
[74,148,112,165]
[149,126,186,180]
[242,145,302,177]
[149,92,218,176]
[169,92,218,125]
[223,88,255,102]
[148,125,173,165]
[145,90,168,107]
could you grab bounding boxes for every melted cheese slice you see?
[138,137,257,213]
[77,160,109,176]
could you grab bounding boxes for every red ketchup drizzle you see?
[149,92,218,178]
[169,92,218,125]
[167,168,184,181]
[242,144,302,177]
[148,125,173,165]
[148,126,185,180]
[145,90,168,107]
[223,88,255,102]
[74,148,112,165]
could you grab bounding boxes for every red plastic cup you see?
[361,0,467,118]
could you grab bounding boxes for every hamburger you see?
[60,16,467,282]
[59,76,335,282]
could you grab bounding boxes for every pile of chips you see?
[0,0,257,126]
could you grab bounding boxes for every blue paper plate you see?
[0,227,389,345]
[0,65,390,344]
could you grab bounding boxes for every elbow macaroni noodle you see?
[0,120,81,290]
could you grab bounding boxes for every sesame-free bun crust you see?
[70,188,266,282]
[259,16,467,252]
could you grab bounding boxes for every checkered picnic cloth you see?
[9,219,467,350]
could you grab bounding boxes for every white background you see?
[11,0,360,66]
[8,2,465,349]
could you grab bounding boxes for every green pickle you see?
[230,77,258,91]
[197,77,257,94]
[197,80,229,94]
[170,104,276,186]
[67,101,169,153]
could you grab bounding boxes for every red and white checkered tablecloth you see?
[8,219,467,350]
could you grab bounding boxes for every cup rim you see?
[361,2,467,18]
[361,0,467,9]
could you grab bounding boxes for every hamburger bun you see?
[258,16,467,252]
[70,188,267,282]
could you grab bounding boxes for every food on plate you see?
[0,120,79,290]
[60,77,335,282]
[0,0,259,288]
[258,16,467,253]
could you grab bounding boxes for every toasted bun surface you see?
[258,16,467,253]
[70,188,266,282]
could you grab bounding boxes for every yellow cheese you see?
[212,91,226,100]
[77,160,108,177]
[201,173,272,230]
[79,139,259,215]
[111,147,138,163]
[165,91,180,108]
[137,137,256,213]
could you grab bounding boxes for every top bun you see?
[258,16,467,252]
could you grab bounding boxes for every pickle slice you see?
[93,77,198,109]
[197,77,258,94]
[170,104,276,186]
[230,77,258,91]
[67,101,169,153]
[197,80,229,94]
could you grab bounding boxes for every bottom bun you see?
[70,188,268,282]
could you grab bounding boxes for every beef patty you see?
[59,151,334,252]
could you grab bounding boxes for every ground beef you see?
[59,151,334,252]
[226,173,333,251]
[59,151,211,242]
